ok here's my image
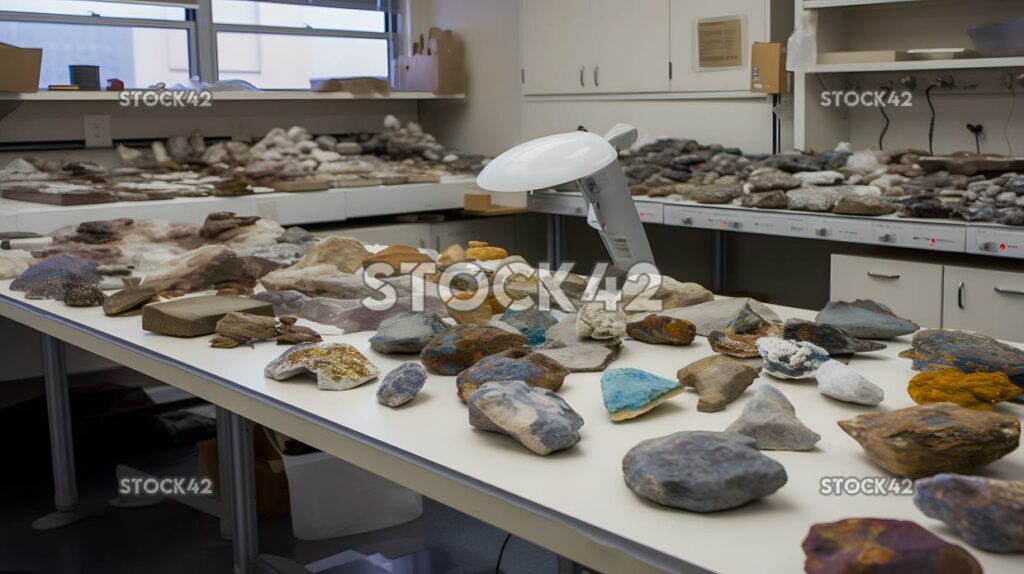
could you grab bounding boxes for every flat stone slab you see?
[816,299,919,339]
[659,298,781,336]
[142,295,274,337]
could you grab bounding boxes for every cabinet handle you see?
[994,286,1024,296]
[580,66,585,87]
[958,281,965,309]
[594,66,600,87]
[867,271,900,279]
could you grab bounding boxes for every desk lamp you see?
[476,124,655,270]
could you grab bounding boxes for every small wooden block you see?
[142,295,274,337]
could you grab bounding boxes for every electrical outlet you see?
[83,115,112,148]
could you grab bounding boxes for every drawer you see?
[943,266,1024,343]
[689,208,747,232]
[873,221,966,253]
[635,201,664,224]
[527,192,587,217]
[966,227,1024,260]
[818,217,875,245]
[664,205,705,227]
[830,255,943,329]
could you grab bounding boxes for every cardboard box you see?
[750,42,786,94]
[394,28,465,94]
[0,43,43,93]
[310,76,389,94]
[197,425,290,518]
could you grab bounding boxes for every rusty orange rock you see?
[465,241,508,261]
[908,369,1021,411]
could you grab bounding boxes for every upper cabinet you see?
[520,0,790,96]
[669,0,769,92]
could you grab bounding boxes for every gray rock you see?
[783,318,886,355]
[534,342,621,372]
[369,311,447,354]
[786,187,839,212]
[677,355,759,412]
[621,430,788,512]
[815,359,884,406]
[377,362,427,407]
[659,298,780,336]
[832,195,897,215]
[739,190,788,209]
[794,170,845,186]
[747,169,802,192]
[816,299,919,339]
[756,337,830,380]
[725,385,821,450]
[468,380,583,455]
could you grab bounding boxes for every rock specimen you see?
[215,311,278,340]
[369,311,447,354]
[802,518,982,574]
[661,297,780,336]
[140,245,258,294]
[437,243,466,268]
[816,359,885,406]
[838,402,1021,478]
[362,245,432,276]
[0,249,35,280]
[816,300,919,339]
[468,380,583,455]
[756,337,830,380]
[464,241,508,261]
[499,307,557,346]
[621,431,788,512]
[908,369,1020,410]
[739,190,788,209]
[142,295,274,337]
[102,285,157,315]
[832,194,898,215]
[535,319,622,372]
[286,235,368,273]
[576,300,627,340]
[455,348,569,402]
[726,385,820,450]
[914,473,1024,553]
[11,254,98,299]
[444,291,495,324]
[783,318,885,355]
[677,355,758,412]
[265,342,379,391]
[420,324,527,375]
[601,368,684,421]
[275,322,321,345]
[61,279,106,307]
[786,187,839,212]
[707,304,783,358]
[900,329,1024,391]
[621,276,714,311]
[626,315,696,345]
[377,362,427,407]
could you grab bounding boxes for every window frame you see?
[0,0,400,89]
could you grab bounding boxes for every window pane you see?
[0,22,191,88]
[216,32,388,89]
[0,0,184,20]
[213,0,385,33]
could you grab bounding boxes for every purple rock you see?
[913,473,1024,553]
[377,362,427,407]
[11,254,98,299]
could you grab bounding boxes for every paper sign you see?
[697,17,744,69]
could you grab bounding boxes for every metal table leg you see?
[31,335,89,530]
[712,230,727,294]
[216,406,235,540]
[227,411,258,574]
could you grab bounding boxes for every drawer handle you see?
[958,281,964,309]
[867,272,900,279]
[994,286,1024,296]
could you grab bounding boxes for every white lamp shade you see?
[476,131,618,192]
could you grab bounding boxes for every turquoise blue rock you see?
[500,307,558,346]
[601,368,684,421]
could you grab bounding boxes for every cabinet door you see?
[829,255,943,329]
[943,266,1024,343]
[521,0,591,95]
[590,0,671,93]
[670,0,766,92]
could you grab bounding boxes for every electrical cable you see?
[494,533,513,574]
[878,86,891,151]
[1005,81,1016,157]
[925,83,938,155]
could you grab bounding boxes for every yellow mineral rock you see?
[466,245,509,261]
[908,369,1021,411]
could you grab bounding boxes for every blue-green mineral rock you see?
[601,368,683,421]
[500,307,558,346]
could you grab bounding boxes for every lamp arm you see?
[578,160,655,271]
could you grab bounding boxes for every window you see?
[0,0,395,91]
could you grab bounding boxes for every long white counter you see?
[0,177,480,233]
[529,190,1024,260]
[1,284,1020,573]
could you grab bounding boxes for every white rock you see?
[383,114,402,131]
[815,359,884,406]
[575,300,627,340]
[0,249,35,279]
[794,171,845,186]
[871,173,908,190]
[151,141,171,164]
[844,149,887,175]
[311,149,342,163]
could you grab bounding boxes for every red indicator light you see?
[929,237,937,246]
[999,243,1007,252]
[721,220,728,227]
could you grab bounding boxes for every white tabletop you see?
[0,284,1021,573]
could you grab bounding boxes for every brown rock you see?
[838,402,1021,478]
[61,279,106,307]
[199,211,260,239]
[445,291,494,324]
[140,245,259,293]
[908,369,1021,411]
[465,241,508,261]
[288,235,369,274]
[707,304,784,358]
[215,311,278,340]
[677,355,759,412]
[142,295,274,337]
[455,347,570,402]
[362,245,432,276]
[626,315,696,345]
[276,324,322,345]
[103,286,157,315]
[420,324,527,375]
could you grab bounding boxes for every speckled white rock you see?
[576,300,627,340]
[756,337,830,380]
[815,359,884,406]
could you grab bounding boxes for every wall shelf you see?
[807,56,1024,74]
[803,0,927,8]
[0,91,465,102]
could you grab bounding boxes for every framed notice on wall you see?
[694,15,746,71]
